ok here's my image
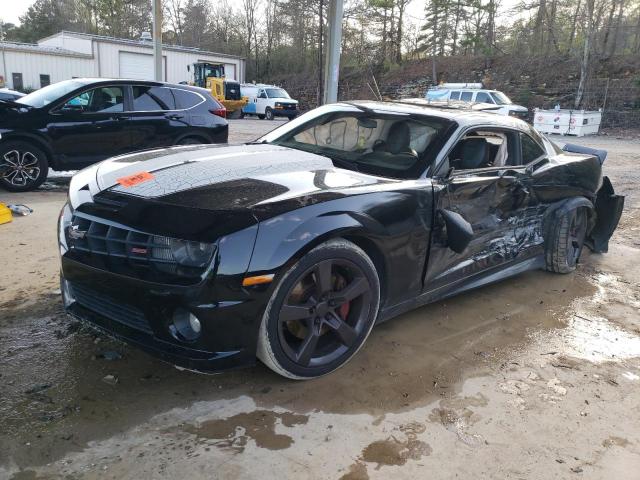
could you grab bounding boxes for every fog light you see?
[171,308,201,341]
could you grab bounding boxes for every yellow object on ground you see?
[0,203,12,225]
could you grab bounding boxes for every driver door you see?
[256,88,269,115]
[424,128,540,293]
[47,85,131,165]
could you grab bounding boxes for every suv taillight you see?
[209,107,226,119]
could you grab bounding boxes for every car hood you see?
[273,98,298,104]
[93,143,393,217]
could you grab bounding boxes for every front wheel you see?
[257,239,380,380]
[545,207,588,273]
[265,108,274,121]
[0,141,49,192]
[257,114,266,120]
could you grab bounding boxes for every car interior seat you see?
[454,137,489,169]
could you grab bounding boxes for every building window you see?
[12,73,23,91]
[40,74,51,88]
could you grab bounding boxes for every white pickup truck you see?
[240,84,299,120]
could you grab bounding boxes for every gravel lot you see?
[1,121,639,480]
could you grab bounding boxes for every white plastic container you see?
[533,108,602,136]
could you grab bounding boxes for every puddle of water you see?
[183,410,308,452]
[560,315,640,362]
[360,436,431,468]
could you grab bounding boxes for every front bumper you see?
[60,256,263,373]
[273,107,297,117]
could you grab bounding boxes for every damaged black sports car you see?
[58,100,624,379]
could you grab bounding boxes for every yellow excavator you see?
[190,63,247,118]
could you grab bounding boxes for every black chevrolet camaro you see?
[59,100,624,379]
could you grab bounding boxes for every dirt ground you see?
[1,120,639,480]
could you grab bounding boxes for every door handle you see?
[112,116,128,122]
[166,114,184,120]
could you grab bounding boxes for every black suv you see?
[0,79,228,191]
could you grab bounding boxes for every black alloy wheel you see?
[567,208,588,265]
[0,141,48,192]
[258,239,380,379]
[545,207,588,273]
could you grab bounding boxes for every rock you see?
[25,384,51,395]
[547,378,567,396]
[100,351,122,361]
[102,375,118,386]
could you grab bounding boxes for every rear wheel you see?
[258,114,266,120]
[545,207,588,273]
[265,108,274,121]
[0,141,48,192]
[287,115,297,121]
[257,239,380,379]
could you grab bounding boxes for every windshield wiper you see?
[0,99,33,109]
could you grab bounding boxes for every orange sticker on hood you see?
[116,171,155,187]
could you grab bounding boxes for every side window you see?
[460,91,473,102]
[258,89,267,99]
[475,92,493,103]
[132,86,175,111]
[39,74,51,88]
[172,89,203,110]
[449,91,460,100]
[63,86,124,113]
[520,132,546,164]
[449,130,515,170]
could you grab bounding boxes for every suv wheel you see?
[265,108,274,121]
[0,141,49,192]
[257,239,380,379]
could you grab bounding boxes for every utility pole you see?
[318,0,324,107]
[152,0,163,81]
[323,0,343,104]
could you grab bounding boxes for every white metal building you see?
[0,31,245,91]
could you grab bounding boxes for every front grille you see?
[70,282,152,334]
[66,213,210,284]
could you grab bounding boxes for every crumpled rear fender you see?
[541,176,624,254]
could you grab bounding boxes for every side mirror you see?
[439,209,473,253]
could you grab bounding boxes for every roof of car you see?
[342,100,527,129]
[57,78,205,90]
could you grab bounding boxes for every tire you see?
[176,137,204,145]
[0,141,49,192]
[265,108,274,121]
[257,239,380,380]
[239,110,245,119]
[545,207,588,273]
[287,115,297,121]
[257,114,266,120]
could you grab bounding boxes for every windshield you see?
[17,80,88,108]
[268,110,453,179]
[490,91,512,105]
[266,88,289,99]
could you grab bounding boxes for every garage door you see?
[119,52,165,81]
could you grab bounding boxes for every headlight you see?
[151,236,215,268]
[275,102,282,107]
[58,202,73,254]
